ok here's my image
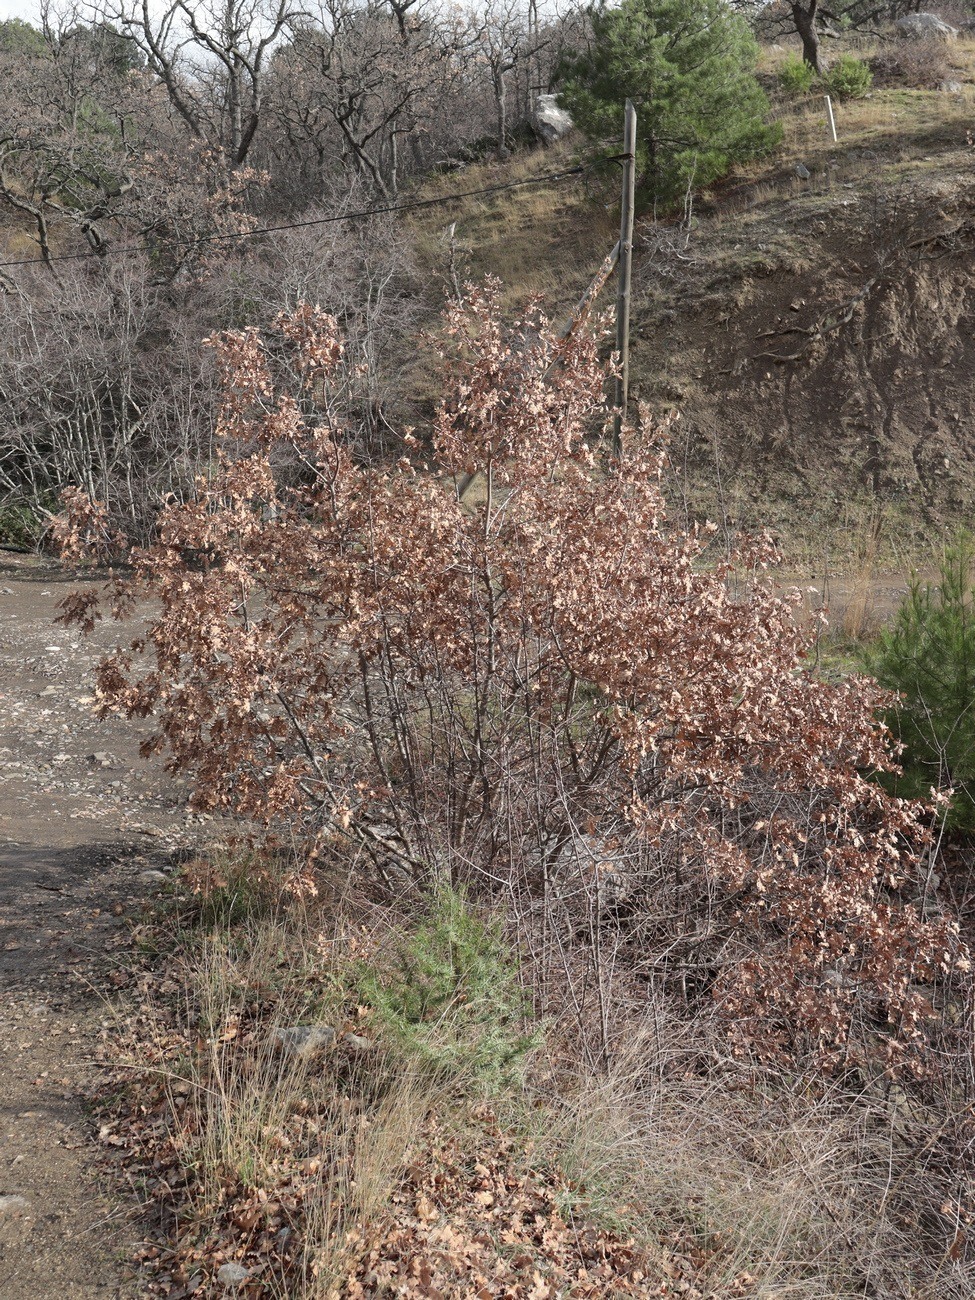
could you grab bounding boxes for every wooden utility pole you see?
[613,99,637,455]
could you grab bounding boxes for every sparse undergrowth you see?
[97,873,684,1297]
[95,860,975,1298]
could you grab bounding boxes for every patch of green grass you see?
[807,633,873,683]
[176,849,283,932]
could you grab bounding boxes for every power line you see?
[0,162,589,271]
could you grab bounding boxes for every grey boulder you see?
[270,1024,336,1060]
[217,1261,251,1286]
[895,12,957,40]
[532,94,574,145]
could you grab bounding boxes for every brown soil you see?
[0,553,200,1300]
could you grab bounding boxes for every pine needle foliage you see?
[865,534,975,832]
[556,0,780,206]
[778,55,817,96]
[822,54,872,100]
[357,886,537,1091]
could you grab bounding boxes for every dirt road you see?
[0,553,197,1300]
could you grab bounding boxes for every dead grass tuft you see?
[92,863,975,1298]
[94,891,681,1296]
[870,40,954,90]
[534,1015,975,1298]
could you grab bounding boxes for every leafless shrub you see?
[0,182,422,537]
[869,39,952,87]
[0,257,219,539]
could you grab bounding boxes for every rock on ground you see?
[216,1261,251,1286]
[895,12,958,39]
[532,94,573,145]
[271,1024,337,1059]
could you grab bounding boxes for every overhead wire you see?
[0,159,608,271]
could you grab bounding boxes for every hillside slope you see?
[634,138,975,562]
[3,37,973,571]
[413,55,975,568]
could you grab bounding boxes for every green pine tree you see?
[865,534,975,832]
[357,886,538,1090]
[0,18,47,56]
[556,0,780,207]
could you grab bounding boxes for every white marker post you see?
[824,94,838,143]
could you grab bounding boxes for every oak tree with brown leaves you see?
[56,284,968,1074]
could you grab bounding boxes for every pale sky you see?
[0,0,40,22]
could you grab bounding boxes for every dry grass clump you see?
[537,1014,975,1299]
[96,882,675,1297]
[870,41,954,90]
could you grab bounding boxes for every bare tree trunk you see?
[494,68,509,159]
[228,66,244,164]
[792,0,821,71]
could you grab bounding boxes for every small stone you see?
[271,1024,336,1059]
[795,162,810,180]
[139,870,168,884]
[89,751,120,769]
[216,1262,251,1286]
[342,1032,374,1052]
[0,1195,30,1245]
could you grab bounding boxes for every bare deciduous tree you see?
[269,0,467,199]
[467,0,547,157]
[102,0,298,167]
[0,6,139,265]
